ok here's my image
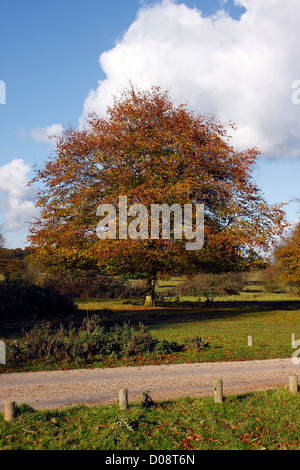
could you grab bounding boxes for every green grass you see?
[0,387,299,450]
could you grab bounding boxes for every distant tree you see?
[273,222,300,289]
[28,85,287,306]
[0,225,5,248]
[0,248,26,280]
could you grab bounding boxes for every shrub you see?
[184,336,208,352]
[261,265,286,293]
[154,339,182,354]
[108,322,158,357]
[42,270,149,301]
[177,272,247,301]
[12,315,188,364]
[43,271,128,299]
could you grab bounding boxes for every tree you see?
[0,248,26,280]
[273,222,300,289]
[0,225,5,248]
[28,85,287,306]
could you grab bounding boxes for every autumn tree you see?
[0,248,26,280]
[28,85,287,306]
[273,222,300,290]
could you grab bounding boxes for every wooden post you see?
[118,388,128,410]
[4,401,16,422]
[0,340,5,365]
[291,334,296,349]
[248,335,253,347]
[289,375,298,394]
[213,379,223,403]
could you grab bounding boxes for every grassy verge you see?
[0,387,299,450]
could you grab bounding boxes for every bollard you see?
[0,340,5,365]
[4,401,16,422]
[291,334,296,349]
[248,336,253,347]
[213,379,223,403]
[118,388,129,410]
[289,375,298,394]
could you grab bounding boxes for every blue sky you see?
[0,0,300,249]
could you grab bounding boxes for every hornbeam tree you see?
[28,85,287,306]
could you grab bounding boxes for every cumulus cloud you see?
[0,159,39,232]
[30,123,64,143]
[81,0,300,157]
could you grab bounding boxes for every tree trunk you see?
[144,273,156,307]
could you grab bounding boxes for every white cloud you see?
[80,0,300,157]
[30,123,64,143]
[0,159,38,232]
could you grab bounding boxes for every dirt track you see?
[0,358,299,411]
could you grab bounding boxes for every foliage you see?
[28,85,287,305]
[7,315,183,364]
[184,336,208,352]
[0,248,27,281]
[43,270,129,299]
[176,271,247,301]
[141,390,157,408]
[273,223,300,291]
[0,281,77,322]
[22,316,108,363]
[109,321,159,357]
[261,264,286,293]
[0,248,47,286]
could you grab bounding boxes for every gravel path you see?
[0,358,299,411]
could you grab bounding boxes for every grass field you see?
[0,387,299,450]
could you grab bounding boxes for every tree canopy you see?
[28,85,287,304]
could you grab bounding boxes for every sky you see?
[0,0,300,249]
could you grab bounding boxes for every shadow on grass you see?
[1,298,300,337]
[89,298,300,328]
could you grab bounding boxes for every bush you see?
[0,281,77,322]
[154,339,182,354]
[108,322,158,357]
[41,270,149,301]
[11,315,188,364]
[23,315,108,362]
[261,265,286,293]
[184,336,208,352]
[43,271,128,300]
[176,272,247,301]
